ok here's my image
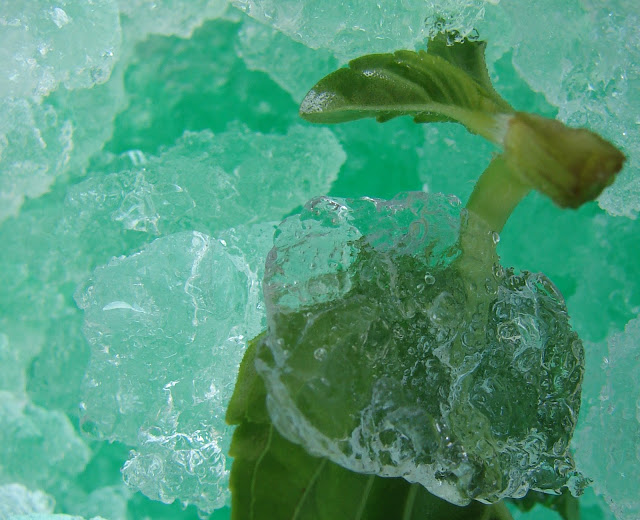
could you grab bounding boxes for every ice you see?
[491,0,640,219]
[0,0,120,98]
[0,42,127,224]
[73,125,342,243]
[0,391,90,492]
[236,17,338,102]
[0,484,54,519]
[232,0,489,60]
[0,0,638,518]
[573,316,640,520]
[0,332,42,395]
[75,227,273,512]
[118,0,229,39]
[0,98,72,223]
[69,486,129,520]
[258,192,586,506]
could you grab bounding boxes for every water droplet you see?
[314,347,327,361]
[424,273,436,285]
[447,194,462,207]
[491,232,500,244]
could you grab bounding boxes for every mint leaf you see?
[254,193,587,506]
[227,335,509,520]
[425,33,508,111]
[299,37,513,143]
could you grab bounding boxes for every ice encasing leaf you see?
[257,192,587,506]
[226,336,500,520]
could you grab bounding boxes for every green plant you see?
[226,34,625,520]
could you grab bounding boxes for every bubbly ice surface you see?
[0,0,121,98]
[0,484,54,519]
[259,192,586,505]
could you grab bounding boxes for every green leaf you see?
[227,335,511,520]
[299,36,513,143]
[425,33,506,110]
[508,489,580,520]
[226,331,269,425]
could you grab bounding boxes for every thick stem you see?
[465,155,531,233]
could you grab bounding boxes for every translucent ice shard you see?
[76,227,274,513]
[0,391,90,491]
[0,98,72,223]
[0,484,54,519]
[574,315,640,520]
[257,192,586,505]
[0,47,126,223]
[71,126,343,244]
[0,0,121,98]
[232,0,490,60]
[118,0,228,39]
[236,17,338,102]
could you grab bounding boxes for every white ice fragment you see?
[0,483,55,519]
[101,301,146,313]
[49,8,71,28]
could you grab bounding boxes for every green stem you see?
[466,155,531,233]
[487,501,515,520]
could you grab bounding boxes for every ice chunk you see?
[0,98,72,223]
[0,484,54,519]
[70,126,342,247]
[236,17,338,102]
[118,0,228,39]
[494,0,640,219]
[257,192,586,505]
[0,0,121,98]
[76,227,273,513]
[0,333,42,395]
[0,56,126,223]
[108,18,300,153]
[0,391,90,491]
[574,315,640,520]
[69,486,129,520]
[232,0,489,60]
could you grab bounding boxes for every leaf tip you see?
[299,88,339,122]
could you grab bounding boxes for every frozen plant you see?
[226,33,625,520]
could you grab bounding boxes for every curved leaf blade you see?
[299,39,513,142]
[425,34,509,112]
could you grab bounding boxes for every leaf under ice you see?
[254,192,587,506]
[226,335,503,520]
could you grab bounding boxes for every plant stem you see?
[466,155,531,233]
[488,501,515,520]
